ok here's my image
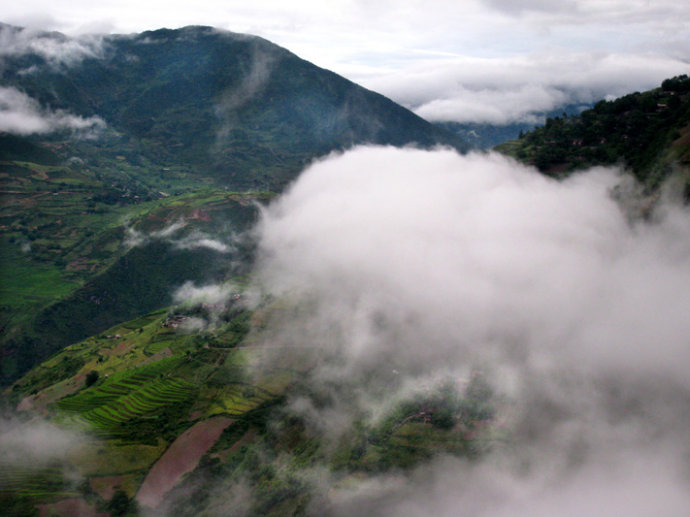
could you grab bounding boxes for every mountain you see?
[496,75,690,191]
[0,24,468,385]
[1,24,466,192]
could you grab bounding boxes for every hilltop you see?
[1,24,466,192]
[496,75,690,191]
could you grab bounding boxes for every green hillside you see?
[2,298,497,516]
[3,20,689,516]
[496,75,690,191]
[0,23,468,385]
[0,156,263,384]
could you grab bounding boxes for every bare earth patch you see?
[136,416,233,509]
[18,373,86,413]
[141,347,173,366]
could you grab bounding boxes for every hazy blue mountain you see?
[435,103,592,149]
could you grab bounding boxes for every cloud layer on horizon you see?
[1,1,688,126]
[363,51,689,124]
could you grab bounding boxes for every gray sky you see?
[2,1,689,123]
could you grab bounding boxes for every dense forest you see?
[499,75,690,189]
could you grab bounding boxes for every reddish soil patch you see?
[67,258,90,271]
[101,340,132,357]
[136,416,233,509]
[20,374,85,413]
[188,410,204,420]
[17,395,34,412]
[38,498,107,517]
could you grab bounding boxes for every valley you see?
[1,21,689,517]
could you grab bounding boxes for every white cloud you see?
[0,23,104,66]
[0,416,90,467]
[363,51,689,124]
[173,281,238,306]
[324,449,690,516]
[2,2,688,126]
[253,146,690,512]
[255,147,690,383]
[0,86,105,135]
[124,221,233,253]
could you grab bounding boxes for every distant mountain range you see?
[436,103,592,149]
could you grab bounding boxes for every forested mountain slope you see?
[497,75,690,191]
[1,24,466,192]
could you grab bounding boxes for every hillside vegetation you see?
[0,154,262,383]
[497,75,690,191]
[3,22,689,516]
[0,24,467,385]
[2,298,497,516]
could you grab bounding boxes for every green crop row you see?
[57,355,185,412]
[79,376,194,432]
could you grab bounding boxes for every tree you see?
[85,370,99,387]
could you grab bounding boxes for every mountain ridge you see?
[1,24,467,192]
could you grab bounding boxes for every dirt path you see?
[136,416,233,509]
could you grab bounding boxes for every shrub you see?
[85,370,99,387]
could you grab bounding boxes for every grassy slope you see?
[2,299,497,516]
[0,153,265,384]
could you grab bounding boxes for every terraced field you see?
[80,377,194,430]
[201,383,276,418]
[57,356,196,435]
[0,466,77,502]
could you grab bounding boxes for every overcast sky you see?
[1,1,689,124]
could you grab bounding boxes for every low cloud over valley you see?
[246,146,690,515]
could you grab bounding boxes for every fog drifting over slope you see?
[251,147,690,515]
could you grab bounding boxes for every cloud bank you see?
[0,86,105,135]
[363,52,690,124]
[251,146,690,514]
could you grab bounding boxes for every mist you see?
[0,85,105,136]
[364,52,689,125]
[124,219,236,253]
[0,23,104,67]
[246,146,690,514]
[0,416,89,467]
